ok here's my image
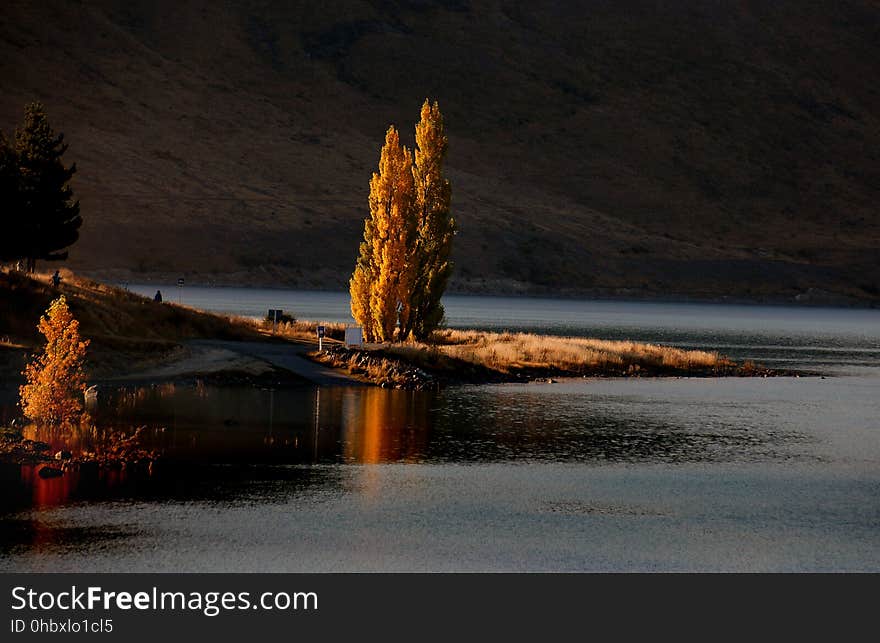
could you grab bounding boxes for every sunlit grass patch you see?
[388,328,728,375]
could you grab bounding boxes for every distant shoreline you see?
[98,275,879,310]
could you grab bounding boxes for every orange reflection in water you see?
[20,464,128,508]
[16,419,135,510]
[340,388,431,464]
[22,421,103,458]
[25,465,78,507]
[336,388,433,503]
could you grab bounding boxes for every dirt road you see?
[109,338,360,387]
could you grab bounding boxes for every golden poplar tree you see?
[350,126,415,342]
[350,101,454,343]
[20,296,90,425]
[350,250,374,341]
[406,100,455,341]
[350,202,376,341]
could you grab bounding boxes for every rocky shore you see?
[312,343,796,391]
[0,426,158,474]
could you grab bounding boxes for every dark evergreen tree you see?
[0,130,22,263]
[14,102,81,272]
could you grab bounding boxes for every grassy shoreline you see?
[309,328,790,390]
[1,270,793,392]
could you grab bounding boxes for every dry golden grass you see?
[380,328,730,377]
[251,319,347,342]
[0,269,260,345]
[314,325,751,389]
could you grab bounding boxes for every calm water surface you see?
[1,290,878,571]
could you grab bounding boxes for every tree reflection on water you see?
[0,379,805,512]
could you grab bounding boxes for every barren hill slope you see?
[1,1,878,303]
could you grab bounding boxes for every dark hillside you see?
[1,1,878,302]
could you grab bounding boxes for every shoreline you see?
[97,275,879,310]
[1,325,810,397]
[307,331,805,391]
[0,271,813,400]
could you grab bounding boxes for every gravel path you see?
[188,339,361,387]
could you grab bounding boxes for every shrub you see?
[19,296,89,425]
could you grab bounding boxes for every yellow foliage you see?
[408,99,454,340]
[349,257,373,339]
[349,101,455,343]
[19,296,90,425]
[349,125,416,342]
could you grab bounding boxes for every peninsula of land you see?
[0,271,793,395]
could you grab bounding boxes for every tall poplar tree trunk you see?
[408,100,455,341]
[350,126,415,342]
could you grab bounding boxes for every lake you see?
[1,289,879,571]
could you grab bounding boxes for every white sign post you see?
[268,309,282,334]
[317,325,325,351]
[344,326,363,347]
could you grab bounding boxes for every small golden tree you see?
[19,296,89,425]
